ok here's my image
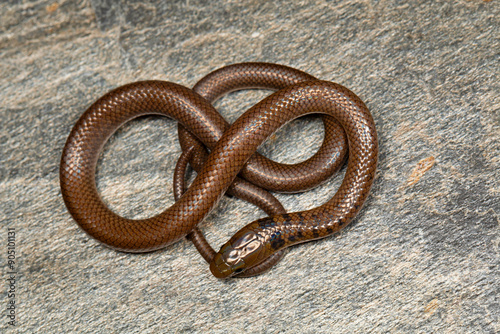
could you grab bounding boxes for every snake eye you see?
[241,240,260,256]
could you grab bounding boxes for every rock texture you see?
[0,0,498,332]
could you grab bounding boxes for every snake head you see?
[210,230,264,279]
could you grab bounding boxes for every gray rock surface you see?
[0,0,498,332]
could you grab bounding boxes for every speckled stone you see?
[0,0,498,332]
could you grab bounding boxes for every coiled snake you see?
[60,63,378,278]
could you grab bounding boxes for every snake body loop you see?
[60,63,377,278]
[179,63,348,193]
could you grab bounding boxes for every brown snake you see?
[60,63,378,278]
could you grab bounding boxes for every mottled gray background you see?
[1,0,498,333]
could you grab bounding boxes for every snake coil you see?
[60,63,378,278]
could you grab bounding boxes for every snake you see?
[60,63,378,279]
